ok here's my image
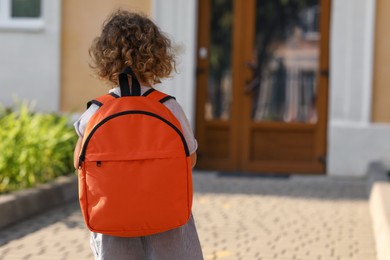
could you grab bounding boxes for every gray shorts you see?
[90,215,204,260]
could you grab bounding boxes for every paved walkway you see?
[0,172,377,260]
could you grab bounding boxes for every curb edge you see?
[0,175,78,230]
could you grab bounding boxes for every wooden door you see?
[195,0,330,174]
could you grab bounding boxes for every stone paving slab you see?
[0,172,377,260]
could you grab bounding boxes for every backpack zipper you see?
[78,110,190,167]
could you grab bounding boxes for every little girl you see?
[73,10,203,260]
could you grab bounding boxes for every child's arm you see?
[190,152,197,168]
[73,137,82,169]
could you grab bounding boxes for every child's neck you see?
[140,80,152,87]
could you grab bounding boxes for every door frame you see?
[195,0,331,173]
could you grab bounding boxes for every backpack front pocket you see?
[84,157,191,236]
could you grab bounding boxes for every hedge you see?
[0,102,77,194]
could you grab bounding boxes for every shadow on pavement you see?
[193,171,369,201]
[0,202,82,247]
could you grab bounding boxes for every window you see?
[0,0,43,31]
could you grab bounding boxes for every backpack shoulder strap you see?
[142,88,176,104]
[86,93,119,109]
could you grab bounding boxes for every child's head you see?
[89,10,176,86]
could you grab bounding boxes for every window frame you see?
[0,0,44,32]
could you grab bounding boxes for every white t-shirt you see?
[73,86,198,154]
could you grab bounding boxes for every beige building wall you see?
[60,0,151,112]
[372,0,390,123]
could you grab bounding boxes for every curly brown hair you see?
[89,10,176,85]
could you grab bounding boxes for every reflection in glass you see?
[205,0,233,121]
[12,0,41,18]
[248,0,320,123]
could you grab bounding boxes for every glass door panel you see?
[196,0,238,171]
[205,0,233,121]
[249,0,320,123]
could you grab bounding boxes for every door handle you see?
[320,69,329,77]
[196,67,206,76]
[245,77,260,95]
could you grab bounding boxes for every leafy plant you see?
[0,102,77,194]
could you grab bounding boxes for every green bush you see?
[0,102,77,194]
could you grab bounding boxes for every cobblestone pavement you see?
[0,172,377,260]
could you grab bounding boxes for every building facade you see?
[0,0,389,176]
[0,0,61,111]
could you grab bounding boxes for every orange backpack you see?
[77,67,193,237]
